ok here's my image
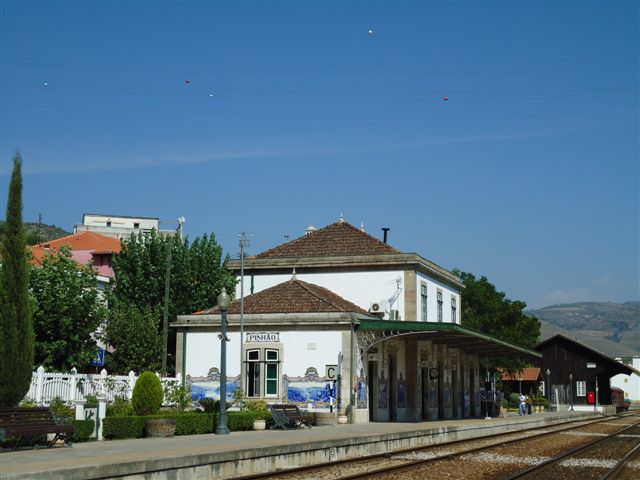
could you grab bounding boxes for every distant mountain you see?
[527,301,640,357]
[0,220,71,245]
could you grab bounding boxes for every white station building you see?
[173,218,539,423]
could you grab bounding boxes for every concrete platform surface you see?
[0,411,598,480]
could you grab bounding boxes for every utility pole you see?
[238,232,250,393]
[161,217,185,375]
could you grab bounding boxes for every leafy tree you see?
[0,153,34,406]
[108,231,235,372]
[454,270,540,370]
[30,246,106,371]
[104,303,162,373]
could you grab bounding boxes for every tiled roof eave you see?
[172,311,373,328]
[228,253,463,288]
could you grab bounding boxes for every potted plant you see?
[133,372,176,438]
[243,400,270,431]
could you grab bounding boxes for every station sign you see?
[325,365,338,380]
[246,332,279,343]
[586,362,597,369]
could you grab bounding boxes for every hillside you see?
[0,220,71,245]
[527,301,640,357]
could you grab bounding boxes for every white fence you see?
[26,366,182,405]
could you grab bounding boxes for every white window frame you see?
[246,349,261,398]
[451,296,457,324]
[264,349,279,398]
[437,290,443,322]
[420,284,428,322]
[576,381,586,397]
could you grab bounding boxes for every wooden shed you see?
[534,334,637,408]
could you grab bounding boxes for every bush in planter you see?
[163,380,192,412]
[49,397,74,423]
[243,399,270,419]
[132,371,163,416]
[227,411,261,431]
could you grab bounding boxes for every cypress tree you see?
[0,153,34,406]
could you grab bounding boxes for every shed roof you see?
[359,319,542,360]
[499,367,542,382]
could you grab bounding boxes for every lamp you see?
[215,287,231,435]
[546,368,551,411]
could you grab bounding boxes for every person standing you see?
[518,393,526,416]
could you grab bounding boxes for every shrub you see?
[173,413,214,435]
[243,400,271,420]
[85,395,99,408]
[107,396,134,417]
[19,398,38,408]
[163,380,192,412]
[71,419,95,442]
[199,399,216,413]
[49,397,74,423]
[132,371,163,416]
[227,411,262,431]
[102,416,146,439]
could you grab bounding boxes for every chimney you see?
[305,225,318,236]
[382,227,390,244]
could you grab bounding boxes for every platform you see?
[0,411,600,480]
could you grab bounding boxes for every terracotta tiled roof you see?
[30,231,121,266]
[255,221,400,259]
[194,279,370,315]
[499,367,542,382]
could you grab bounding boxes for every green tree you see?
[454,270,540,369]
[0,153,34,406]
[30,246,106,371]
[108,231,235,372]
[104,303,162,373]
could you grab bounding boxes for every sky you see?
[1,1,638,309]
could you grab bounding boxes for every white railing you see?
[26,366,182,405]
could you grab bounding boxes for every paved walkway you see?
[0,411,593,480]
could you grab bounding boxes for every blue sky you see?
[1,1,638,308]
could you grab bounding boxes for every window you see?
[265,350,279,397]
[246,350,260,397]
[134,222,140,229]
[437,291,443,322]
[576,381,586,397]
[451,297,457,324]
[539,381,545,396]
[106,221,112,227]
[420,284,428,322]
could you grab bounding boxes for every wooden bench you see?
[0,407,74,449]
[268,404,311,430]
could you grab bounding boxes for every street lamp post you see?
[546,368,551,411]
[216,287,231,435]
[569,373,573,411]
[519,374,523,395]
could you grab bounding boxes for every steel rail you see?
[240,412,638,480]
[503,416,640,480]
[599,438,640,480]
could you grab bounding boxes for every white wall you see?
[611,357,640,401]
[416,272,461,324]
[238,271,406,320]
[83,214,159,231]
[185,330,342,378]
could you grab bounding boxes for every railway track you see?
[241,412,639,480]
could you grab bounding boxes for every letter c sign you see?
[325,365,338,380]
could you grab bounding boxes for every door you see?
[368,361,376,422]
[388,356,396,422]
[437,362,444,419]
